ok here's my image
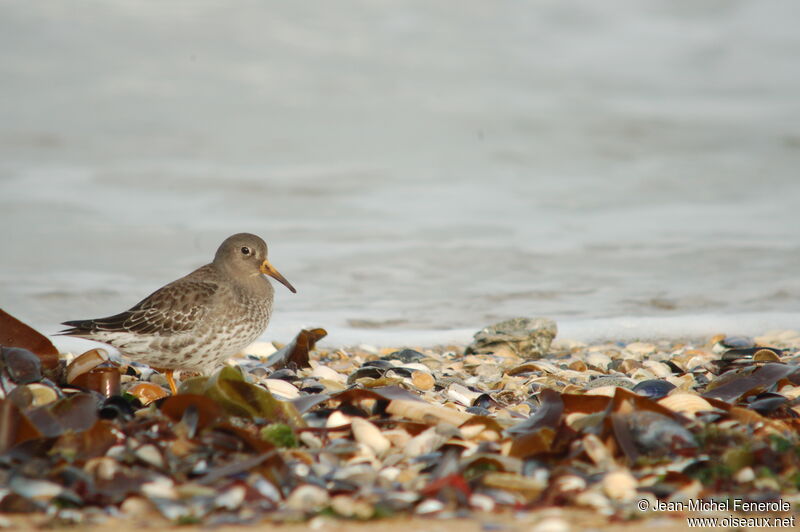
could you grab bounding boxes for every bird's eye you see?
[241,246,251,255]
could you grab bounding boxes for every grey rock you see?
[467,317,557,359]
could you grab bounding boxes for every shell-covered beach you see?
[2,311,799,529]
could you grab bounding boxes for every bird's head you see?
[214,233,296,293]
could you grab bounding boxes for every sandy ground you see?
[5,509,794,532]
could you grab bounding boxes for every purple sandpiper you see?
[60,233,296,393]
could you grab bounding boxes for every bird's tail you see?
[58,320,96,336]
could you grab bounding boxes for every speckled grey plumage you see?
[60,233,295,373]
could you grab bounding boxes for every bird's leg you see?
[165,369,178,395]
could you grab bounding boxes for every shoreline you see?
[48,311,800,355]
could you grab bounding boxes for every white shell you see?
[350,417,391,456]
[286,484,330,512]
[242,341,277,358]
[311,365,346,383]
[262,378,300,399]
[658,393,713,416]
[447,383,480,406]
[326,410,351,428]
[602,469,638,501]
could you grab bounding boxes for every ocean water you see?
[1,1,799,348]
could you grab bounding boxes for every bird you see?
[60,233,296,394]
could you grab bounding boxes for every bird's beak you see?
[260,260,296,293]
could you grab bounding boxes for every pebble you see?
[735,467,756,483]
[120,496,153,516]
[286,485,330,512]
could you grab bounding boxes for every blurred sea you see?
[1,1,799,347]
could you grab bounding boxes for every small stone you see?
[467,317,557,359]
[120,496,154,516]
[331,494,357,517]
[384,349,427,363]
[568,360,587,372]
[475,363,503,382]
[585,376,634,390]
[8,477,62,501]
[735,467,756,483]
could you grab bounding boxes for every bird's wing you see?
[61,278,220,336]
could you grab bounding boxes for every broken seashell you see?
[25,382,59,407]
[411,370,435,390]
[311,365,345,382]
[584,386,621,397]
[286,484,330,512]
[66,349,109,384]
[262,378,300,399]
[415,498,445,514]
[326,410,351,428]
[658,393,713,417]
[350,417,391,455]
[752,349,781,362]
[214,485,246,510]
[127,382,169,406]
[447,382,481,406]
[242,341,277,358]
[135,443,165,469]
[583,434,614,468]
[404,426,447,457]
[532,517,571,532]
[602,469,638,501]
